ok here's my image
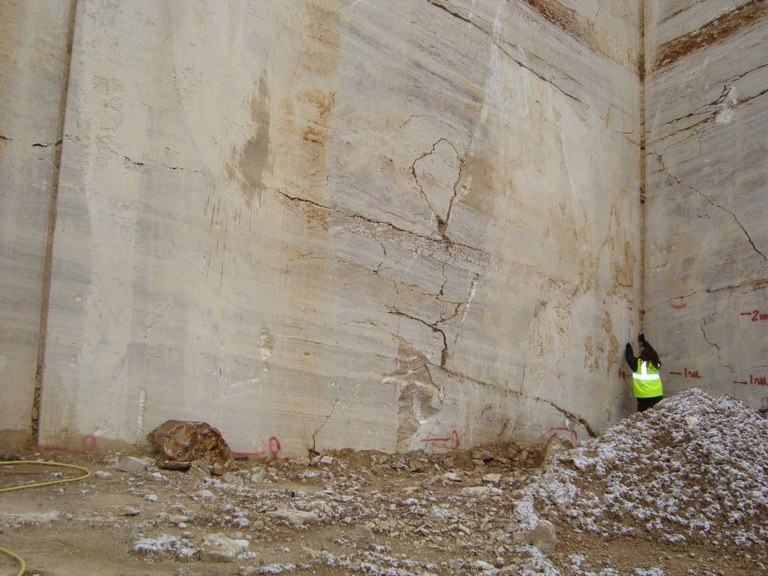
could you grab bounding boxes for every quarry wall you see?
[0,1,75,443]
[0,0,763,457]
[644,0,768,411]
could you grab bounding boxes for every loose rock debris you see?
[1,388,766,575]
[534,389,768,550]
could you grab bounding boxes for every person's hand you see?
[626,342,632,350]
[638,332,645,343]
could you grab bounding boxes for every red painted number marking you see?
[734,375,768,387]
[741,310,768,321]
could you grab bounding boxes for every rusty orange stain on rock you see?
[520,0,603,58]
[654,1,767,71]
[522,0,578,34]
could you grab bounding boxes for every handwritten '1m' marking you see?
[669,368,701,379]
[733,375,768,386]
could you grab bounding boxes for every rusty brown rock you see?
[147,420,237,476]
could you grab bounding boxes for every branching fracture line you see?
[389,306,449,368]
[271,185,484,255]
[656,154,767,262]
[534,396,597,438]
[311,398,340,454]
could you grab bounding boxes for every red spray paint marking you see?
[618,369,631,379]
[268,436,282,458]
[233,436,282,460]
[546,427,578,443]
[741,310,768,321]
[733,375,768,387]
[669,368,701,379]
[420,429,460,450]
[82,434,98,452]
[669,302,687,309]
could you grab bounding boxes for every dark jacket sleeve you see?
[625,343,638,372]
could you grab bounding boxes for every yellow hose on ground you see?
[0,460,91,493]
[0,460,91,576]
[0,545,24,576]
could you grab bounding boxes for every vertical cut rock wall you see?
[0,0,75,441]
[3,0,643,455]
[644,0,768,409]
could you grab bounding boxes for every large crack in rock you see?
[656,153,767,263]
[411,137,463,245]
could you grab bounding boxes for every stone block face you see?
[0,1,74,438]
[644,0,768,408]
[6,1,763,453]
[3,1,651,453]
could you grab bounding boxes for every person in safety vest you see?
[625,332,663,412]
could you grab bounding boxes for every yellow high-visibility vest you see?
[632,360,663,398]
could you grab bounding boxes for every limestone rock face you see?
[4,2,764,454]
[4,1,649,454]
[644,1,768,407]
[0,1,75,439]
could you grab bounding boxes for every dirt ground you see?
[0,435,761,576]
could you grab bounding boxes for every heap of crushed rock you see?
[531,388,768,557]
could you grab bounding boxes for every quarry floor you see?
[1,391,766,576]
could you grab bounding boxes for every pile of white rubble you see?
[531,388,768,553]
